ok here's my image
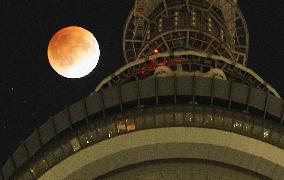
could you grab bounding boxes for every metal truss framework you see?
[123,0,249,65]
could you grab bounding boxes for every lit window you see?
[126,118,136,131]
[243,124,250,132]
[233,122,242,128]
[158,18,163,32]
[220,29,224,41]
[85,136,90,144]
[185,112,193,122]
[208,17,212,32]
[174,11,179,27]
[106,123,116,137]
[70,138,81,152]
[192,11,196,26]
[264,129,270,138]
[41,159,49,170]
[30,168,35,176]
[204,114,213,124]
[117,121,127,132]
[175,112,183,121]
[146,30,151,40]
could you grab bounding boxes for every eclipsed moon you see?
[47,26,100,78]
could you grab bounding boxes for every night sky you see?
[0,0,283,167]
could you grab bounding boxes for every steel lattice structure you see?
[123,0,249,66]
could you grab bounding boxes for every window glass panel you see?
[53,147,65,161]
[97,125,108,140]
[164,113,174,126]
[184,112,193,126]
[61,142,73,156]
[106,122,117,138]
[70,137,81,152]
[155,107,165,128]
[29,157,48,178]
[194,107,204,127]
[88,126,99,143]
[232,120,243,133]
[214,109,225,129]
[135,115,145,130]
[135,109,145,130]
[145,108,155,128]
[263,122,274,141]
[251,118,263,139]
[29,168,36,178]
[223,111,233,131]
[155,107,165,127]
[17,173,30,180]
[45,152,57,167]
[126,118,136,132]
[164,107,174,126]
[78,132,91,147]
[183,106,193,126]
[145,115,155,128]
[115,114,126,134]
[15,175,25,180]
[116,120,127,134]
[232,114,243,134]
[270,127,281,144]
[242,122,252,135]
[155,114,164,127]
[203,108,214,127]
[23,170,34,180]
[279,134,284,149]
[263,128,270,139]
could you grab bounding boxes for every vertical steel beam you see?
[174,74,177,104]
[192,75,196,124]
[228,79,233,109]
[99,91,106,119]
[263,91,269,119]
[281,101,284,125]
[10,156,17,171]
[210,77,215,106]
[50,116,58,138]
[192,75,196,105]
[21,141,30,159]
[155,75,159,105]
[118,85,123,113]
[162,0,169,17]
[137,79,141,107]
[82,98,89,123]
[246,85,252,112]
[66,107,73,130]
[36,128,43,147]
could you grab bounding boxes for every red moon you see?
[47,26,100,78]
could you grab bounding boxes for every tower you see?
[2,0,284,179]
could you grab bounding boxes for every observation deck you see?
[2,75,284,179]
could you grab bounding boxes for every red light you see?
[154,49,159,54]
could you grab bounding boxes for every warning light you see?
[154,49,159,54]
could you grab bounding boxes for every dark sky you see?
[0,0,283,167]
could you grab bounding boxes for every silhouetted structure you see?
[2,0,284,179]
